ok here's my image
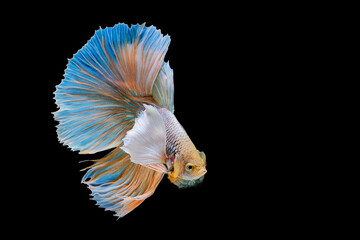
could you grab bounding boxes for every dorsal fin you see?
[153,61,174,112]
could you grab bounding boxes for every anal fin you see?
[82,147,164,218]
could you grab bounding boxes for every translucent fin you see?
[54,89,140,154]
[82,147,164,218]
[121,104,168,172]
[54,23,170,153]
[153,62,174,112]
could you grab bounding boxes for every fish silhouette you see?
[54,23,207,218]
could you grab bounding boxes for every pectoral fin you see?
[121,104,168,173]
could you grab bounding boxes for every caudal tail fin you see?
[54,23,171,154]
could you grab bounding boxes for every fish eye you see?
[185,163,194,172]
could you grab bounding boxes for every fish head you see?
[168,150,207,188]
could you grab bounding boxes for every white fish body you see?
[54,23,206,218]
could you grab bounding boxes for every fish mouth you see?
[170,175,205,188]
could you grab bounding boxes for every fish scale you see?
[158,107,197,158]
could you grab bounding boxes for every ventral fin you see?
[121,104,168,173]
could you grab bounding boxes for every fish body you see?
[54,23,207,218]
[157,107,207,186]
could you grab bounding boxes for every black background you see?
[6,4,311,238]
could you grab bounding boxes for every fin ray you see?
[153,61,174,112]
[82,147,164,218]
[121,104,168,172]
[54,23,170,153]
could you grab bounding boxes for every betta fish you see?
[54,23,207,218]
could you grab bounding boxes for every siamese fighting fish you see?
[54,23,207,218]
